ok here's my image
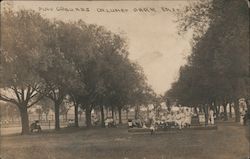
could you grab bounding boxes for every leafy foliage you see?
[166,0,249,106]
[1,8,156,131]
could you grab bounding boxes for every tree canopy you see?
[1,8,156,132]
[0,9,50,134]
[166,0,249,108]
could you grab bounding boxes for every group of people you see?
[134,106,216,131]
[104,117,117,128]
[129,107,194,130]
[154,107,193,129]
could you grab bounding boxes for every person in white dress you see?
[175,111,182,129]
[180,109,186,128]
[105,118,110,127]
[184,108,192,127]
[209,109,214,125]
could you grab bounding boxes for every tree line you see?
[166,0,249,122]
[0,9,156,134]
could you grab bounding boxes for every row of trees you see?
[0,9,156,134]
[166,0,249,122]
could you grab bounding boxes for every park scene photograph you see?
[0,0,249,159]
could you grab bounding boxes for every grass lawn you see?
[0,123,249,159]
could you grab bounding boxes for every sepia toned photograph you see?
[0,0,249,159]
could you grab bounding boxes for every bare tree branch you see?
[21,87,25,101]
[10,86,22,103]
[0,94,19,106]
[27,95,44,108]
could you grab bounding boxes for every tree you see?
[167,0,249,122]
[1,7,153,132]
[36,20,84,130]
[62,22,153,127]
[37,97,53,121]
[86,25,154,126]
[0,9,48,134]
[54,21,90,128]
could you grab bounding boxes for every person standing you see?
[209,109,214,125]
[175,111,182,129]
[185,108,192,127]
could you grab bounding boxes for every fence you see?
[0,110,136,128]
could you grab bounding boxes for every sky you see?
[3,1,193,95]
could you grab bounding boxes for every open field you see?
[0,123,249,159]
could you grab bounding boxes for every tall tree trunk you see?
[105,107,109,118]
[19,106,30,135]
[194,106,198,114]
[45,113,48,121]
[247,99,250,112]
[135,105,139,119]
[234,100,240,122]
[118,107,122,124]
[74,103,79,127]
[100,105,105,127]
[215,105,219,119]
[85,106,92,127]
[223,102,228,121]
[54,102,60,130]
[111,106,114,119]
[126,109,129,120]
[204,105,209,125]
[65,111,68,121]
[214,100,219,119]
[229,103,232,118]
[217,105,221,119]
